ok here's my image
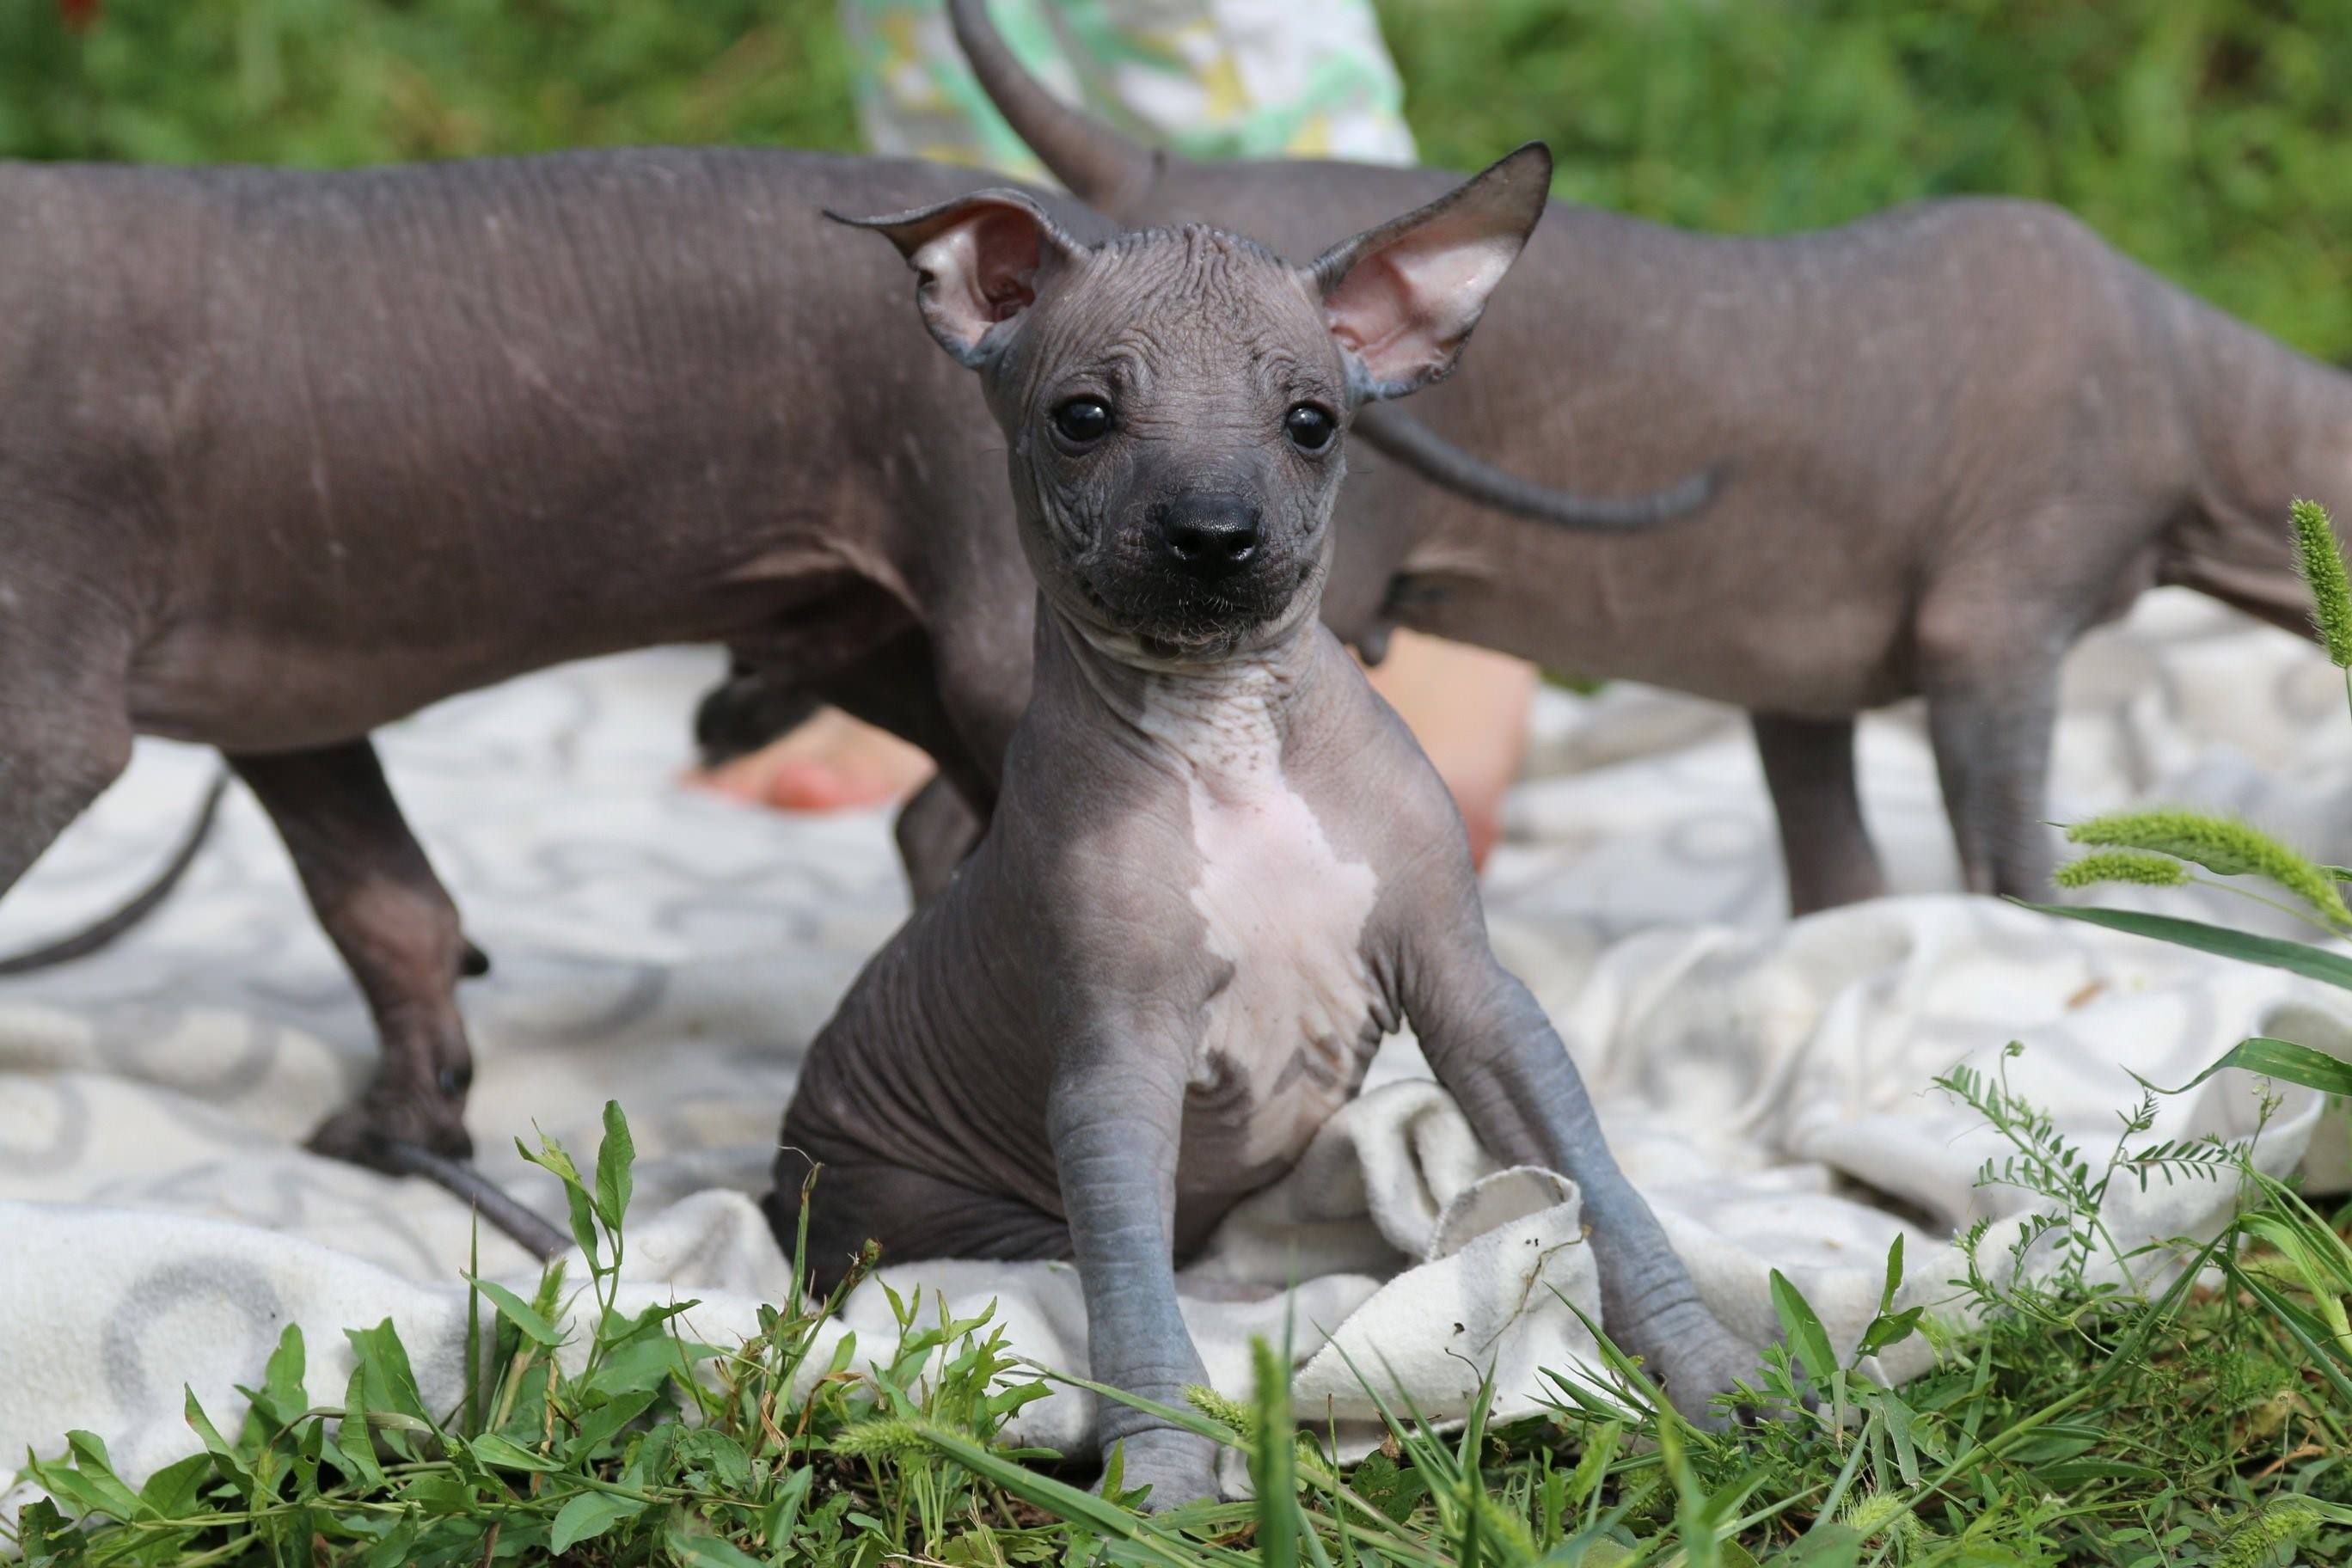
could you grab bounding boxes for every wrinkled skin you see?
[1,144,1695,1170]
[0,150,1095,1165]
[941,0,2348,914]
[772,150,1758,1510]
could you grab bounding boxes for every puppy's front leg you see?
[1402,904,1758,1425]
[1048,1044,1220,1509]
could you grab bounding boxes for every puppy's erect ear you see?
[1304,143,1551,401]
[829,190,1088,366]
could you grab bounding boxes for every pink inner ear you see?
[909,205,1046,350]
[1327,227,1519,389]
[970,207,1044,320]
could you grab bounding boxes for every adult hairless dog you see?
[0,150,1098,1183]
[0,148,1694,1210]
[774,145,1757,1508]
[948,0,2343,912]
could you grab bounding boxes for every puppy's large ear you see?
[1305,143,1551,401]
[830,191,1087,366]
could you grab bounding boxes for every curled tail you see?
[0,769,229,977]
[947,0,1156,209]
[1353,404,1720,530]
[386,1140,571,1260]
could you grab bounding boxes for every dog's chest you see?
[1138,686,1384,1187]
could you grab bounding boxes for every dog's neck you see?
[1036,593,1336,776]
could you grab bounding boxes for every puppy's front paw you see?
[1637,1309,1766,1431]
[1100,1429,1221,1512]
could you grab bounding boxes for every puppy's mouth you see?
[1070,556,1315,656]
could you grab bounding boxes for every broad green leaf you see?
[465,1275,565,1347]
[23,1452,126,1526]
[238,1325,309,1452]
[2024,903,2352,990]
[549,1489,649,1553]
[14,1500,78,1566]
[1877,1234,1904,1317]
[468,1431,565,1473]
[567,1389,659,1462]
[1878,1391,1921,1485]
[1858,1307,1925,1357]
[337,1362,386,1491]
[346,1320,436,1426]
[584,1329,718,1400]
[138,1451,216,1521]
[364,1512,423,1568]
[596,1099,636,1231]
[665,1524,769,1568]
[184,1388,257,1504]
[763,1464,814,1551]
[60,1431,142,1522]
[1563,1419,1621,1513]
[1769,1270,1837,1383]
[2151,1036,2352,1099]
[675,1427,754,1492]
[2004,1424,2103,1463]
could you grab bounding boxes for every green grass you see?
[13,1081,2351,1566]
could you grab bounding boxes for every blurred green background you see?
[6,0,2349,357]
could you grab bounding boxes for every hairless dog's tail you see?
[1353,404,1720,531]
[2159,287,2352,640]
[0,769,229,977]
[946,0,1157,211]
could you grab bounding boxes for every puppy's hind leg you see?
[229,738,488,1167]
[767,1144,1071,1297]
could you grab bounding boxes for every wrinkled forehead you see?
[1014,226,1341,398]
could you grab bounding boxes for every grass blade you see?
[2021,903,2352,989]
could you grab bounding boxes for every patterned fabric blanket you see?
[5,589,2349,1506]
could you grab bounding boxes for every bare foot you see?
[1363,631,1539,868]
[689,707,937,812]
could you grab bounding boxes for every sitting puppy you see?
[769,144,1755,1506]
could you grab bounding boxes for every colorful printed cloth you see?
[841,0,1417,179]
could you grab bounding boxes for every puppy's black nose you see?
[1157,494,1262,580]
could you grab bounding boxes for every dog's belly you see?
[1151,696,1387,1211]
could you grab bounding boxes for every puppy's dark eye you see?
[1052,397,1113,444]
[1285,404,1337,452]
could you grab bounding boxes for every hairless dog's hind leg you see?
[769,1146,1073,1297]
[0,614,137,959]
[229,739,487,1167]
[1751,713,1887,915]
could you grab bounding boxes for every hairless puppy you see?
[771,145,1756,1507]
[0,148,1697,1205]
[945,0,2343,913]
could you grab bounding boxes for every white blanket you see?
[5,589,2350,1507]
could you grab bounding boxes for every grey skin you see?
[770,145,1756,1509]
[0,150,1082,1168]
[0,147,1702,1184]
[947,0,2342,912]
